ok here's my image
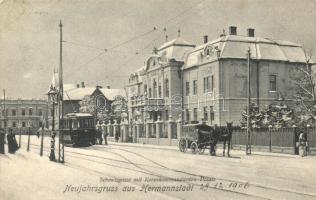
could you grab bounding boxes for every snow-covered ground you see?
[1,135,316,200]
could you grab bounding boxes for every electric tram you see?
[63,113,96,147]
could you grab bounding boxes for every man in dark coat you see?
[7,129,18,153]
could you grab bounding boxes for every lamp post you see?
[268,125,273,152]
[47,86,57,132]
[27,120,31,152]
[40,117,45,156]
[18,121,22,148]
[292,124,297,155]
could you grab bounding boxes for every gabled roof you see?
[99,88,126,101]
[158,37,195,51]
[62,87,126,101]
[64,87,96,101]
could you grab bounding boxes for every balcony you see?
[130,97,165,108]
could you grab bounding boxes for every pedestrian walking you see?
[101,121,108,145]
[49,132,56,161]
[96,121,103,144]
[7,129,18,154]
[0,129,5,154]
[298,132,308,157]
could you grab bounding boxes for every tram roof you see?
[64,113,94,118]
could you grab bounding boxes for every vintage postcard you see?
[0,0,316,199]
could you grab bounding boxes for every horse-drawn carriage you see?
[178,124,215,154]
[178,122,233,156]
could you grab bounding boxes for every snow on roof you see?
[184,35,311,68]
[64,87,96,101]
[64,113,93,117]
[99,88,126,101]
[158,37,195,51]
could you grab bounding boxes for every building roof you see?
[158,37,195,51]
[156,37,195,62]
[63,87,126,101]
[99,88,126,101]
[64,87,96,101]
[184,35,313,68]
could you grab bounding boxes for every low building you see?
[0,98,48,135]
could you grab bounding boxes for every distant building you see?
[0,98,48,135]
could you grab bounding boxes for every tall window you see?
[144,84,147,94]
[148,88,152,98]
[185,81,190,96]
[165,79,169,98]
[203,107,208,121]
[12,109,16,116]
[193,80,197,95]
[12,122,17,127]
[203,76,210,93]
[29,108,33,116]
[210,106,214,122]
[269,75,277,91]
[22,122,26,127]
[38,110,42,116]
[158,85,162,98]
[22,109,25,116]
[211,75,214,92]
[186,109,190,123]
[165,110,169,120]
[193,108,198,121]
[153,80,157,98]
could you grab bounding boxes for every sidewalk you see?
[106,141,304,158]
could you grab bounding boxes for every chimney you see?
[106,85,110,89]
[247,28,255,37]
[228,26,237,35]
[76,84,80,88]
[203,35,208,44]
[81,81,85,88]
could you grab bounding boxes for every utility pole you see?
[246,48,252,155]
[58,20,65,163]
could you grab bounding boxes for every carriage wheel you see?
[191,142,198,154]
[178,138,186,152]
[198,146,205,154]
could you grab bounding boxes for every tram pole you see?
[58,20,65,163]
[246,48,252,155]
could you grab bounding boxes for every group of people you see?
[95,122,108,145]
[7,129,19,154]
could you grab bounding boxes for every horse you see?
[211,122,233,157]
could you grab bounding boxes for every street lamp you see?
[27,120,31,152]
[268,125,273,152]
[18,121,22,148]
[292,124,297,155]
[47,86,57,131]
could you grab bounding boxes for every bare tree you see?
[291,49,315,125]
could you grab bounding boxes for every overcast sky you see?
[0,0,315,99]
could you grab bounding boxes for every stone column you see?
[167,116,174,145]
[113,120,118,142]
[106,123,111,137]
[121,119,129,142]
[156,116,163,144]
[176,114,182,139]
